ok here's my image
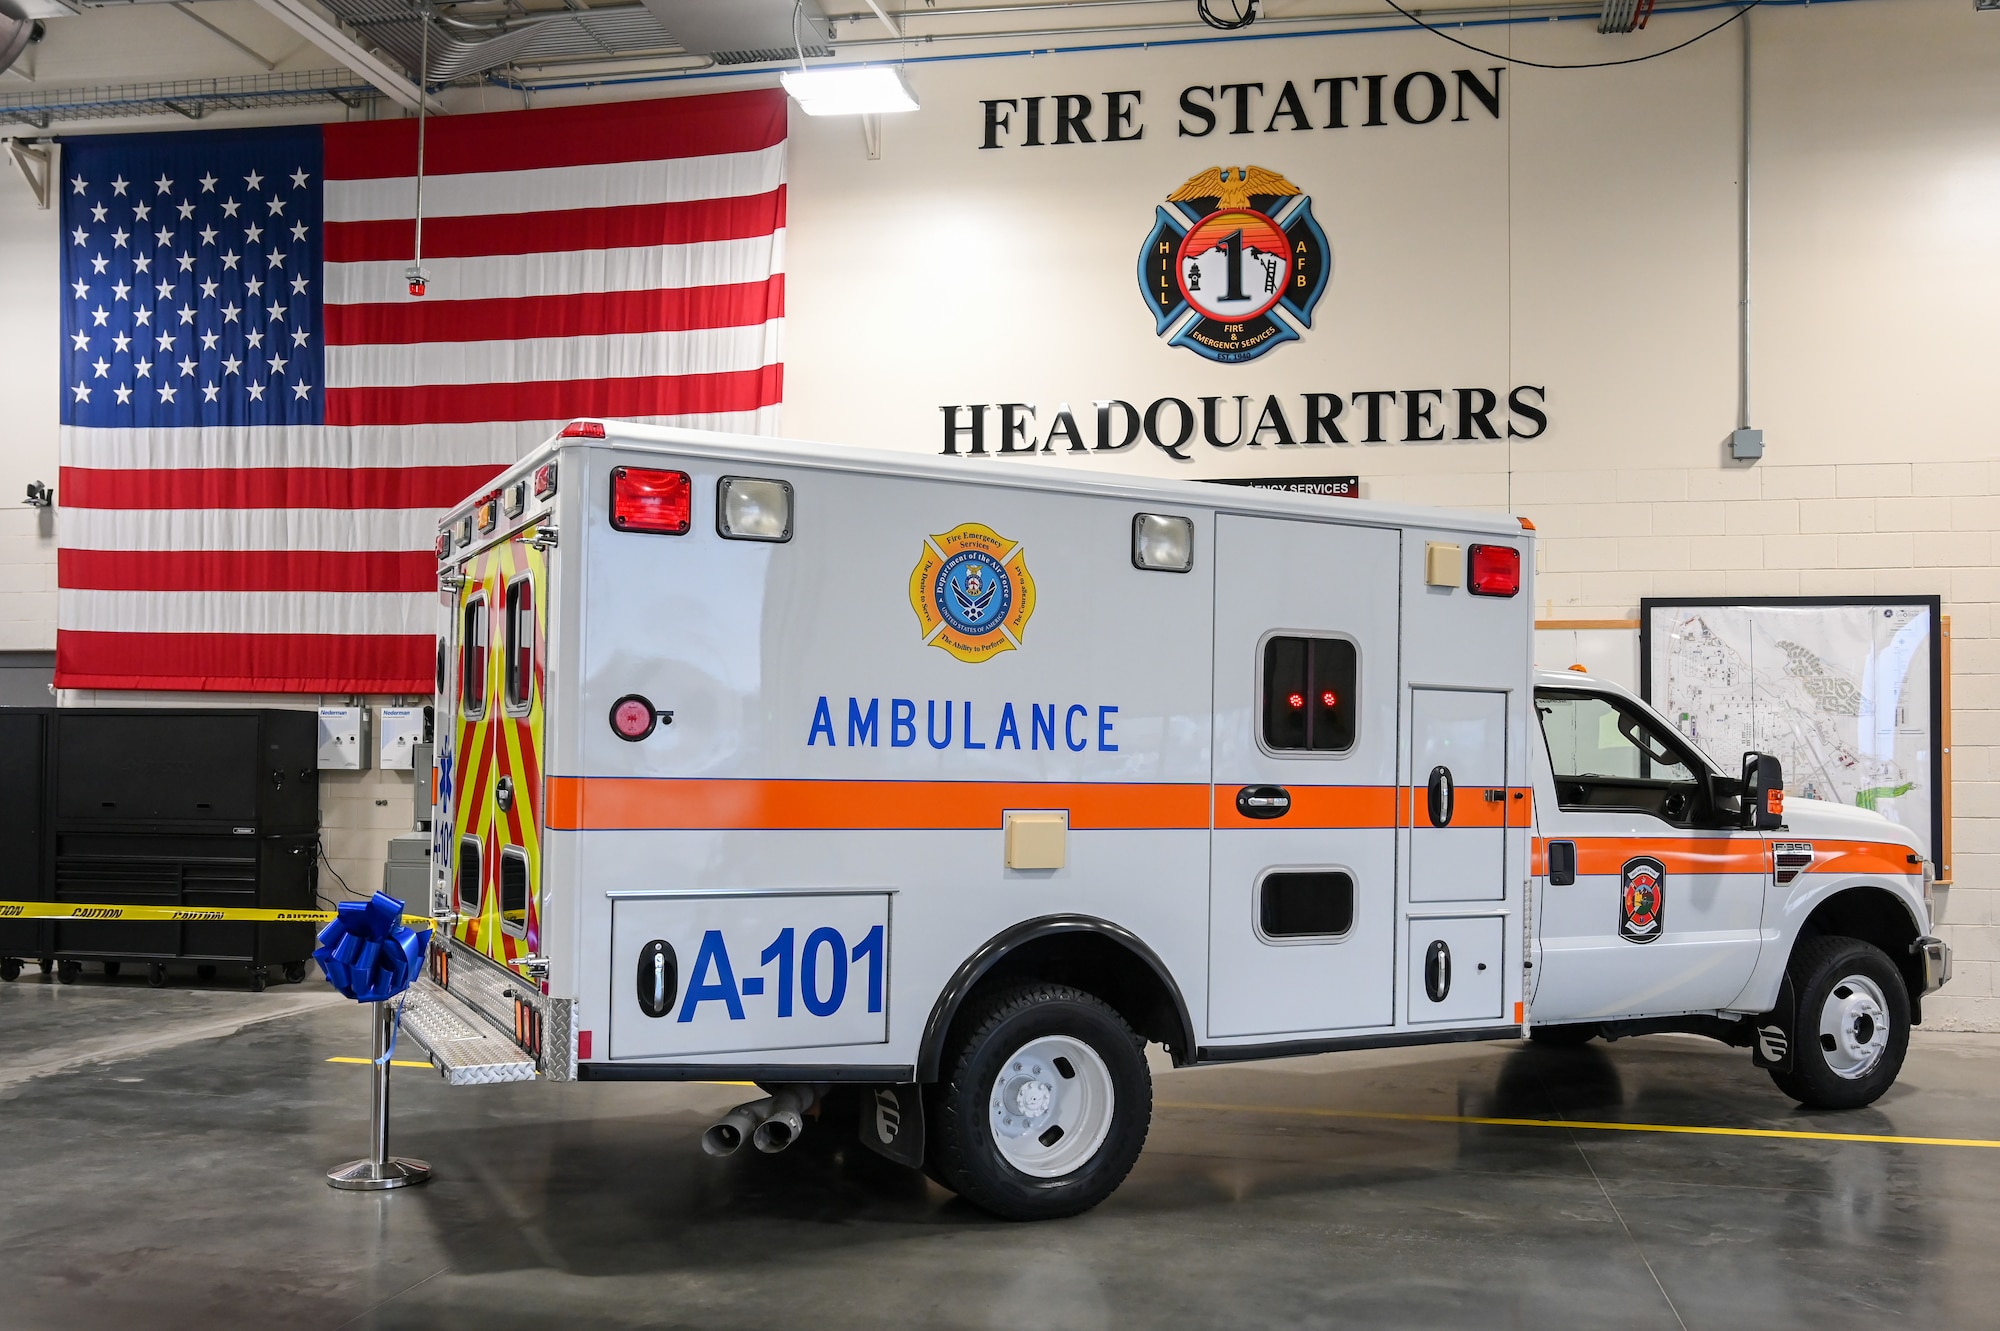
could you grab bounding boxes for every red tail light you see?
[610,466,690,535]
[1467,544,1521,597]
[561,420,606,439]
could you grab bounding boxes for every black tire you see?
[926,982,1151,1221]
[283,960,307,985]
[1768,936,1910,1111]
[148,964,168,989]
[1529,1024,1597,1047]
[102,961,121,979]
[38,959,52,975]
[0,958,20,982]
[55,960,81,985]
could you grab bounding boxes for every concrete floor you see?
[4,970,1999,1330]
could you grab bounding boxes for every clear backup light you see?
[610,466,691,535]
[717,477,792,542]
[1467,544,1521,597]
[1132,513,1194,572]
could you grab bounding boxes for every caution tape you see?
[0,901,436,930]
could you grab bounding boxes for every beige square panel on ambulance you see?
[1004,811,1067,871]
[1424,542,1462,588]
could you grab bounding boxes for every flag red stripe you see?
[323,189,786,263]
[60,465,505,510]
[322,89,788,180]
[323,276,784,346]
[325,364,783,427]
[56,630,433,693]
[60,548,441,594]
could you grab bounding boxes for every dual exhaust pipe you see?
[701,1085,820,1157]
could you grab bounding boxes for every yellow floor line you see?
[1157,1100,2000,1151]
[327,1056,436,1069]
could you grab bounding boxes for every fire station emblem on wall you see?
[1620,856,1666,944]
[909,523,1036,663]
[1137,165,1331,363]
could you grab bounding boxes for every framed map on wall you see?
[1640,596,1945,874]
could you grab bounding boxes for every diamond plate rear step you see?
[398,975,537,1085]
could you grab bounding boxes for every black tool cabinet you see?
[0,708,320,990]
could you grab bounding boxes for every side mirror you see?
[1742,752,1784,830]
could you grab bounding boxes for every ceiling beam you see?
[861,0,900,37]
[249,0,442,113]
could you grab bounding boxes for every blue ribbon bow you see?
[314,891,432,1003]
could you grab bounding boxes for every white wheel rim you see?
[988,1034,1115,1179]
[1818,973,1891,1080]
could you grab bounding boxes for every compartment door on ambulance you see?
[1207,515,1399,1040]
[1529,688,1767,1020]
[447,528,550,974]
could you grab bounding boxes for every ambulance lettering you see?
[677,924,887,1023]
[809,696,1119,751]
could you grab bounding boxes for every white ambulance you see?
[406,419,1951,1221]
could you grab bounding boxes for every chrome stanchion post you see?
[327,999,432,1190]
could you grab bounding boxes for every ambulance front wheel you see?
[1767,935,1910,1111]
[927,981,1151,1222]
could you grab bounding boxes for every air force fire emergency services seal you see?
[1620,856,1666,944]
[1138,165,1331,363]
[909,523,1036,663]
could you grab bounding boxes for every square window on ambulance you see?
[1263,635,1357,753]
[504,577,534,712]
[500,847,529,933]
[1132,513,1194,572]
[610,466,691,535]
[717,476,793,542]
[461,597,487,717]
[1260,871,1355,938]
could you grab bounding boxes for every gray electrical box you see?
[384,832,431,903]
[412,741,434,830]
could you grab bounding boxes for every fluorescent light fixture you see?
[780,66,918,116]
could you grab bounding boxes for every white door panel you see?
[1408,688,1508,903]
[1406,914,1506,1024]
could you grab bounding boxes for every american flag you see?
[57,89,787,692]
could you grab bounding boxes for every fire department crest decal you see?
[909,523,1036,663]
[1620,856,1666,944]
[1137,164,1331,363]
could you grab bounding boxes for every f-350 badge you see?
[1137,165,1331,363]
[909,523,1036,663]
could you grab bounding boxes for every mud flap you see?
[857,1084,925,1168]
[1750,973,1798,1074]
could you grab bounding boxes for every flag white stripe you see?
[324,232,786,306]
[61,507,443,552]
[60,406,784,471]
[61,590,433,636]
[324,145,787,224]
[324,322,782,389]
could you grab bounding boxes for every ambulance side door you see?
[1207,515,1400,1041]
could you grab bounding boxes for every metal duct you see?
[321,0,681,82]
[1597,0,1656,33]
[0,0,39,77]
[638,0,828,62]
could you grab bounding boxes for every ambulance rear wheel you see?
[927,982,1150,1221]
[1767,935,1909,1111]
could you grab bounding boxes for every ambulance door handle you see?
[1426,766,1454,827]
[1424,940,1452,1003]
[637,940,676,1019]
[495,775,514,813]
[1236,786,1291,820]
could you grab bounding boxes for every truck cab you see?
[1525,668,1950,1108]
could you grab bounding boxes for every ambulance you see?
[405,419,1952,1221]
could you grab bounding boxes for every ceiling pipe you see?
[251,0,442,111]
